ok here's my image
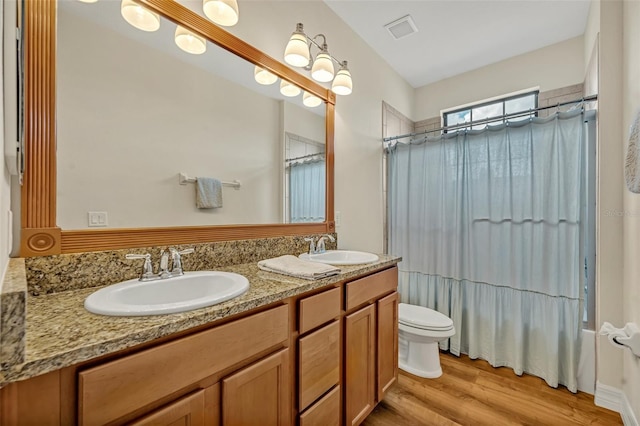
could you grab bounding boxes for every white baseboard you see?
[595,381,639,426]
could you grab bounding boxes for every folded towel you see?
[196,177,223,209]
[626,109,640,193]
[258,255,340,280]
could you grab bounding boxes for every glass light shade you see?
[77,0,98,3]
[254,66,278,85]
[203,0,239,27]
[280,80,301,97]
[284,27,310,67]
[175,26,206,55]
[331,62,353,95]
[121,0,160,32]
[303,91,322,108]
[311,51,334,83]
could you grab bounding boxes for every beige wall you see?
[622,0,640,420]
[282,102,325,148]
[229,1,415,253]
[0,1,11,280]
[584,0,601,73]
[414,36,585,120]
[592,0,626,398]
[57,8,284,229]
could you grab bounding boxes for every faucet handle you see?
[316,234,335,254]
[169,247,194,275]
[125,253,155,280]
[304,237,317,255]
[321,234,336,243]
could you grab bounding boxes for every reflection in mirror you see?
[285,134,325,223]
[56,1,326,229]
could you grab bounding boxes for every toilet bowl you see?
[398,303,455,379]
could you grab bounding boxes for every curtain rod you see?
[286,152,326,162]
[383,94,598,143]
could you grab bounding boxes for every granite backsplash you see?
[24,234,337,296]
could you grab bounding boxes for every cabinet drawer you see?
[299,287,341,334]
[129,387,213,426]
[79,305,288,426]
[299,386,340,426]
[345,267,398,311]
[299,321,340,411]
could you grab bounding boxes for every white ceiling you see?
[324,0,591,88]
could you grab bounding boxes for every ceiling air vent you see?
[384,15,418,40]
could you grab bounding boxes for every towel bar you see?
[178,172,241,189]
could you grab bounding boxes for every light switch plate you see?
[335,211,341,227]
[88,211,108,227]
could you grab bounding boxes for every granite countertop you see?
[0,254,400,386]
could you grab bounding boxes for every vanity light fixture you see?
[283,23,353,95]
[203,0,239,27]
[284,24,311,67]
[175,26,207,55]
[280,80,301,97]
[121,0,160,32]
[303,91,322,108]
[77,0,99,3]
[311,44,334,83]
[331,61,353,96]
[254,66,278,85]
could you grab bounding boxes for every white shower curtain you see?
[290,159,325,223]
[388,111,587,392]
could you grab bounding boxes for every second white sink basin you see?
[299,250,379,265]
[84,271,249,316]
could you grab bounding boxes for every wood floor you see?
[363,353,622,426]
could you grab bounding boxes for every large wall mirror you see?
[21,0,335,256]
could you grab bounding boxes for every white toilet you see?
[398,303,456,378]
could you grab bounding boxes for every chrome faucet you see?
[304,234,335,254]
[316,234,335,254]
[126,247,194,281]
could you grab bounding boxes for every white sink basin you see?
[84,271,249,316]
[299,250,379,265]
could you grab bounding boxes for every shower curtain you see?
[289,159,325,223]
[388,111,587,392]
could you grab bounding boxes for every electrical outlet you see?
[335,211,341,227]
[88,211,108,227]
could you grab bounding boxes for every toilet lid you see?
[398,303,454,330]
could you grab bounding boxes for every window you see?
[443,91,538,132]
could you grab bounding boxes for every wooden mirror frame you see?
[21,0,335,257]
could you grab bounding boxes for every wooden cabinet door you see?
[377,292,398,400]
[344,304,376,426]
[130,385,219,426]
[222,349,291,426]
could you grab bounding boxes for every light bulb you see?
[284,23,310,68]
[254,66,278,85]
[311,46,334,83]
[280,80,301,97]
[303,91,322,108]
[121,0,160,32]
[175,26,206,55]
[331,61,353,96]
[203,0,239,27]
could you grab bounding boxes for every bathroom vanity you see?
[0,257,399,426]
